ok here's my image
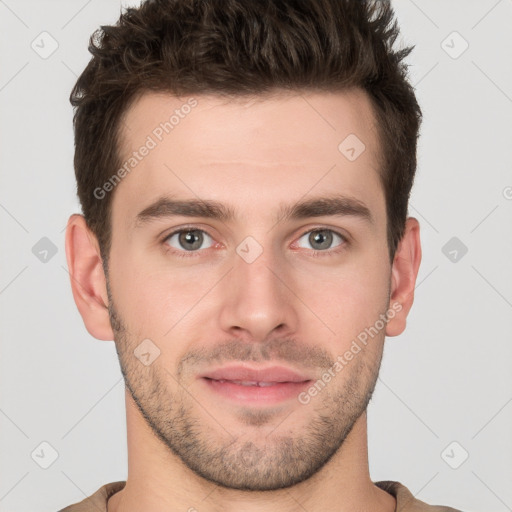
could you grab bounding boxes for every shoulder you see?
[374,480,464,512]
[58,481,126,512]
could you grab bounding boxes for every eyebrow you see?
[134,194,373,227]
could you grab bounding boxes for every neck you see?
[108,392,395,512]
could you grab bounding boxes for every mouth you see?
[199,365,313,404]
[207,379,290,387]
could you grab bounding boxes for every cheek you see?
[295,257,390,348]
[109,224,390,352]
[110,255,221,340]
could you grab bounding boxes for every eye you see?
[164,229,214,252]
[295,229,346,251]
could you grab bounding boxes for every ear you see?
[385,217,422,337]
[65,214,114,341]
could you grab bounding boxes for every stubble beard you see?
[108,296,384,491]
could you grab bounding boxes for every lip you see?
[199,365,312,405]
[200,364,313,383]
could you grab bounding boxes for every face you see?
[106,89,393,490]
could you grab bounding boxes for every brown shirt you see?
[58,480,463,511]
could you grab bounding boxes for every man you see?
[61,0,462,510]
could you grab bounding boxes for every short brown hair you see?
[70,0,422,265]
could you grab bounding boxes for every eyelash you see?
[161,226,349,259]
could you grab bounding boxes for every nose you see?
[217,243,299,343]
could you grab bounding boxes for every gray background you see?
[1,1,511,511]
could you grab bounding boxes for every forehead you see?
[112,89,384,228]
[119,89,380,161]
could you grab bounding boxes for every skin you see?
[66,88,421,512]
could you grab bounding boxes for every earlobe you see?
[385,217,422,337]
[65,214,114,341]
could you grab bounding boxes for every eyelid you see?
[161,224,350,257]
[296,226,349,241]
[292,226,348,251]
[162,225,218,248]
